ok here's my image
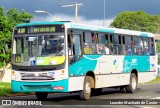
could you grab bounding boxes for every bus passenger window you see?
[136,47,142,55]
[150,38,154,55]
[68,32,82,64]
[112,35,119,55]
[104,45,109,54]
[109,35,114,54]
[96,33,109,54]
[84,43,92,54]
[151,38,154,46]
[83,32,96,54]
[126,46,132,55]
[150,47,154,55]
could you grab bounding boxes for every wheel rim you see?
[85,82,91,94]
[132,77,137,90]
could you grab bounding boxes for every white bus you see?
[11,21,156,100]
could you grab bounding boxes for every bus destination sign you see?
[14,25,64,35]
[17,28,26,34]
[29,26,56,33]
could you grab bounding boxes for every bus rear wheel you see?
[79,76,94,100]
[36,92,48,100]
[125,73,137,93]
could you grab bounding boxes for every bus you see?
[11,21,157,100]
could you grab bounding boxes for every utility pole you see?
[62,3,83,23]
[103,0,106,26]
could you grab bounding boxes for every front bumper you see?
[11,79,68,92]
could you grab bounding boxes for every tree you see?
[110,11,157,33]
[0,7,33,82]
[0,7,33,68]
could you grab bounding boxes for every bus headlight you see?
[11,70,21,80]
[11,70,16,80]
[62,70,65,74]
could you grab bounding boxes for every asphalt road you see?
[1,84,160,108]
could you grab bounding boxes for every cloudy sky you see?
[1,0,160,26]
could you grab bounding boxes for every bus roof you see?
[15,21,67,27]
[68,23,154,37]
[15,21,154,37]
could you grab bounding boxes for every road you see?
[1,84,160,108]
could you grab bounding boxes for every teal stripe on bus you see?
[11,79,68,92]
[123,56,150,73]
[69,55,102,76]
[140,33,148,37]
[99,28,114,33]
[16,22,66,27]
[71,24,114,33]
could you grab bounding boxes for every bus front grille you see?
[24,85,51,90]
[20,73,54,80]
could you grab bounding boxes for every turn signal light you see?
[11,70,15,75]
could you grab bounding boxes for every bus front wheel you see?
[125,73,137,93]
[79,76,94,100]
[36,92,48,100]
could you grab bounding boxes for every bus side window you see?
[95,33,110,55]
[122,36,126,55]
[68,31,82,64]
[109,35,114,54]
[150,38,155,55]
[68,33,74,64]
[135,37,143,55]
[125,36,133,55]
[143,38,150,55]
[83,32,96,54]
[112,34,120,55]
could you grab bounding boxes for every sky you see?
[1,0,160,26]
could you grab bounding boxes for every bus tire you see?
[79,76,94,100]
[36,92,48,100]
[125,73,137,93]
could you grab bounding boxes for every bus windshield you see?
[12,34,65,66]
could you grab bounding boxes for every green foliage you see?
[0,82,11,96]
[157,41,160,64]
[111,11,158,33]
[145,76,160,84]
[0,7,33,68]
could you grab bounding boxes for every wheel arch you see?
[86,71,95,88]
[131,69,138,82]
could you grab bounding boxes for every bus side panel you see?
[68,55,156,91]
[123,55,156,83]
[138,56,157,83]
[68,55,100,91]
[95,73,130,88]
[68,76,85,92]
[95,55,131,88]
[138,72,156,83]
[123,56,150,73]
